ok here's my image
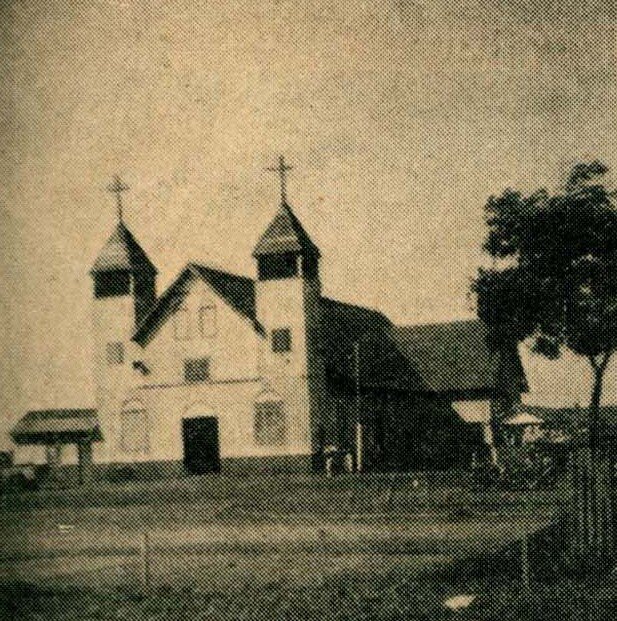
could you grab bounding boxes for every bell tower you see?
[253,157,325,464]
[90,177,157,459]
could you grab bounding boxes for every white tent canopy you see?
[503,412,543,426]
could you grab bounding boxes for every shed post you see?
[77,440,93,485]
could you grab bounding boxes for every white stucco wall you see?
[90,269,320,465]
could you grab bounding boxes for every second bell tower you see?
[253,157,325,463]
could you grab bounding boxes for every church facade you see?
[11,164,526,482]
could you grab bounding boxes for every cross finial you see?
[106,175,129,222]
[266,155,293,206]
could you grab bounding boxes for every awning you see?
[11,409,102,445]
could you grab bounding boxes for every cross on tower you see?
[266,155,293,206]
[106,175,130,222]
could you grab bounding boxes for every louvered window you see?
[258,253,298,280]
[184,358,211,383]
[272,328,292,353]
[94,271,131,298]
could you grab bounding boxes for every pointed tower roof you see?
[253,202,320,257]
[91,221,157,274]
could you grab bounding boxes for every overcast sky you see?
[1,0,617,448]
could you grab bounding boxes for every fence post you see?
[140,531,151,595]
[521,534,530,591]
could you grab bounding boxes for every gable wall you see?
[92,273,283,466]
[134,274,260,386]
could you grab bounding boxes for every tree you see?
[472,161,617,459]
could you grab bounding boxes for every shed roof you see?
[91,222,157,274]
[12,409,102,445]
[504,412,544,426]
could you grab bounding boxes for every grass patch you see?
[2,561,616,621]
[0,472,564,518]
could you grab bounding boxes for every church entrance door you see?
[182,417,221,474]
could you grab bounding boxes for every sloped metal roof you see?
[319,298,419,391]
[91,222,157,274]
[11,409,102,445]
[253,203,320,257]
[392,320,526,394]
[131,258,516,396]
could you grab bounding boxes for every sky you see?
[1,0,617,448]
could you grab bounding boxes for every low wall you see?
[26,458,468,490]
[33,454,313,487]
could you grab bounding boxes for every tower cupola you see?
[253,156,320,281]
[90,176,157,327]
[252,157,325,466]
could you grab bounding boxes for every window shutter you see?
[173,307,190,340]
[120,408,150,453]
[106,342,124,366]
[199,305,217,338]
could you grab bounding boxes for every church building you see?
[11,159,526,483]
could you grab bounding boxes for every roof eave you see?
[89,263,158,277]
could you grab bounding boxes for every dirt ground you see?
[0,473,572,620]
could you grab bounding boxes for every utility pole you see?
[354,341,363,473]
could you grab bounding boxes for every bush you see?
[0,471,39,494]
[106,466,137,484]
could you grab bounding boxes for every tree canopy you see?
[473,162,617,452]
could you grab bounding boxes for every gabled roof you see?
[191,263,257,323]
[91,222,157,274]
[392,319,517,394]
[319,298,423,391]
[133,262,259,345]
[12,409,102,445]
[253,203,320,257]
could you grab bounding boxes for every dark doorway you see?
[182,417,221,474]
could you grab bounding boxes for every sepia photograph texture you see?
[1,1,617,619]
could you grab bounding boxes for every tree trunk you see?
[588,361,607,460]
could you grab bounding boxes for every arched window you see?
[119,399,150,454]
[254,392,286,446]
[173,306,190,340]
[199,304,217,338]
